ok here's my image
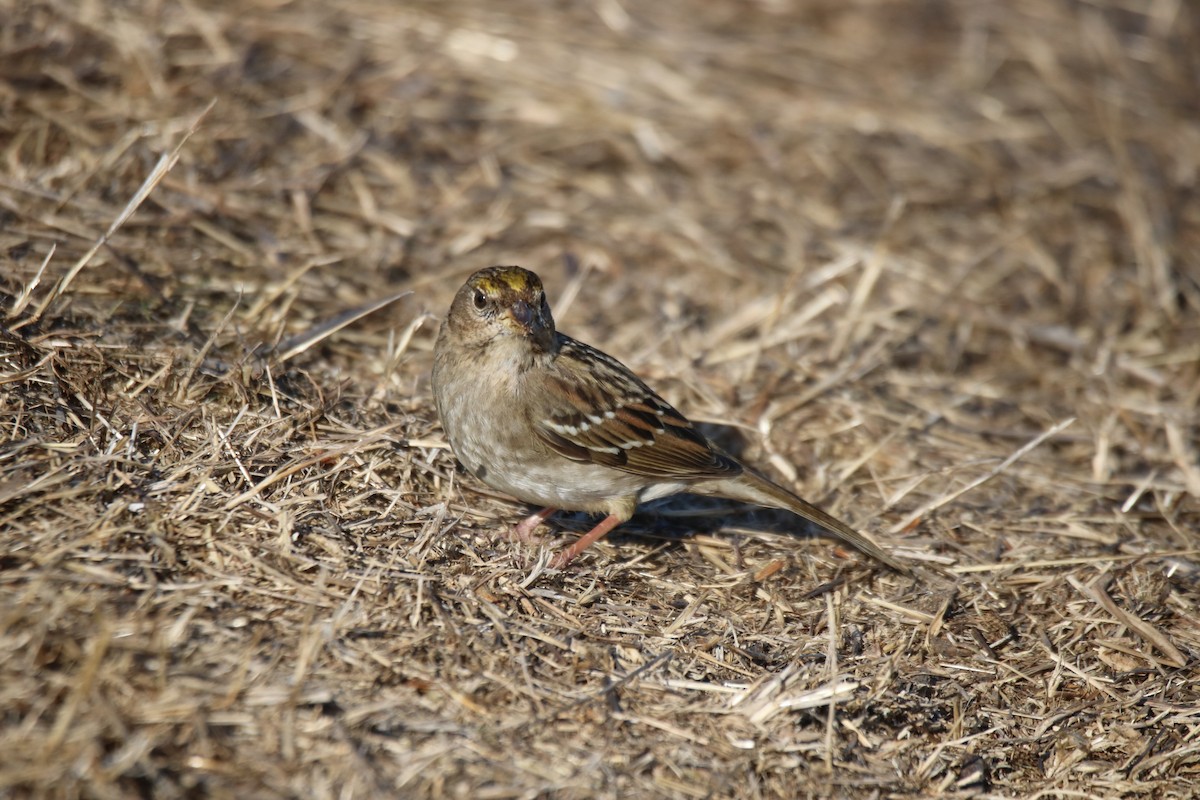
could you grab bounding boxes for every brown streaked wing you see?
[533,336,742,481]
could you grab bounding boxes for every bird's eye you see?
[472,289,487,310]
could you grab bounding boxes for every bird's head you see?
[447,266,557,352]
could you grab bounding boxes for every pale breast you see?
[434,345,658,513]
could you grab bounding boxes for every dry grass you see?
[2,0,1199,797]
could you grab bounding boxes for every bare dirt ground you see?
[2,1,1198,797]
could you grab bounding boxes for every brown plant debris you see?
[2,1,1198,798]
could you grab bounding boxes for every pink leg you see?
[511,507,557,541]
[551,513,625,568]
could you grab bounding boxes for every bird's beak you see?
[506,299,554,351]
[510,300,536,330]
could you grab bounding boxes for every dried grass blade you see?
[889,417,1076,535]
[7,243,55,319]
[31,100,216,322]
[1068,575,1188,668]
[273,290,413,364]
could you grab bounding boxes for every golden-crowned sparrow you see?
[432,266,909,573]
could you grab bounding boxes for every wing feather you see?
[532,336,742,481]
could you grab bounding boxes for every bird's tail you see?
[702,470,912,575]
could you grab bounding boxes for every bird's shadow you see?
[551,496,830,551]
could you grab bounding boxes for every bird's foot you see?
[510,506,557,541]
